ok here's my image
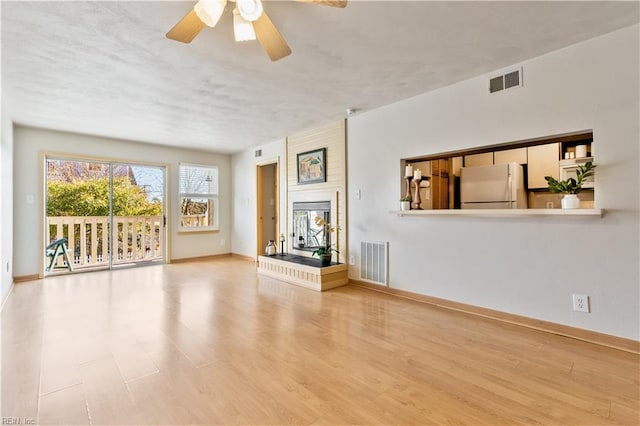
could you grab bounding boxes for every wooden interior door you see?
[256,162,279,257]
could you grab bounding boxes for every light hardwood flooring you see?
[2,258,638,425]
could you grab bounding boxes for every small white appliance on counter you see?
[460,162,527,209]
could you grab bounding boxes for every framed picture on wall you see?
[297,148,326,184]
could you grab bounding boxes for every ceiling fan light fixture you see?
[236,0,263,22]
[194,0,227,27]
[233,8,256,41]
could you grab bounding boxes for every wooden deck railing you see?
[46,215,163,269]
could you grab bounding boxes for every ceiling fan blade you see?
[252,12,292,61]
[166,9,206,43]
[293,0,347,8]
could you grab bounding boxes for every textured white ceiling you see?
[2,1,638,154]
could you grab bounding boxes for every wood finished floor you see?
[2,258,638,425]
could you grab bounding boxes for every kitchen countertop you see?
[391,208,603,217]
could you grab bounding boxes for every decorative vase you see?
[561,194,580,209]
[400,201,411,211]
[319,254,332,266]
[265,240,277,256]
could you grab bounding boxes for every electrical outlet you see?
[349,256,356,265]
[572,294,590,313]
[220,239,225,246]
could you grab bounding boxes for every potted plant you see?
[312,215,339,266]
[312,246,339,266]
[400,196,411,211]
[544,162,596,209]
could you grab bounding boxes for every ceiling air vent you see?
[489,67,522,94]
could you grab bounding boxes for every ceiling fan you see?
[166,0,347,62]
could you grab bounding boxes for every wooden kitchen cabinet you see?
[494,147,527,165]
[411,160,431,177]
[527,143,560,189]
[430,159,449,209]
[451,156,463,177]
[464,152,494,167]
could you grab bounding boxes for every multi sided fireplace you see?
[292,201,331,252]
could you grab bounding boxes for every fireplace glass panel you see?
[292,201,330,251]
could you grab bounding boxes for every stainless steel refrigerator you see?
[460,162,527,209]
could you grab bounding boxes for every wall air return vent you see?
[504,70,520,89]
[489,67,523,94]
[360,241,388,286]
[489,76,504,93]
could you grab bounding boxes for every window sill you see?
[390,209,603,218]
[178,228,220,234]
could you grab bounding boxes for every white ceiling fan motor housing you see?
[236,0,264,21]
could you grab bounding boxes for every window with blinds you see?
[179,163,219,230]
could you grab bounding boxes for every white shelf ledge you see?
[391,209,603,217]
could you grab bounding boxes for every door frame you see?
[40,152,170,278]
[256,159,279,258]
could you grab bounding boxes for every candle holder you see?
[412,177,423,210]
[279,234,286,256]
[404,176,413,204]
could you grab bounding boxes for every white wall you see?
[347,25,639,340]
[0,0,14,303]
[13,126,232,276]
[1,98,14,301]
[232,139,286,258]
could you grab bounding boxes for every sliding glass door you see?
[111,163,165,269]
[45,158,165,275]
